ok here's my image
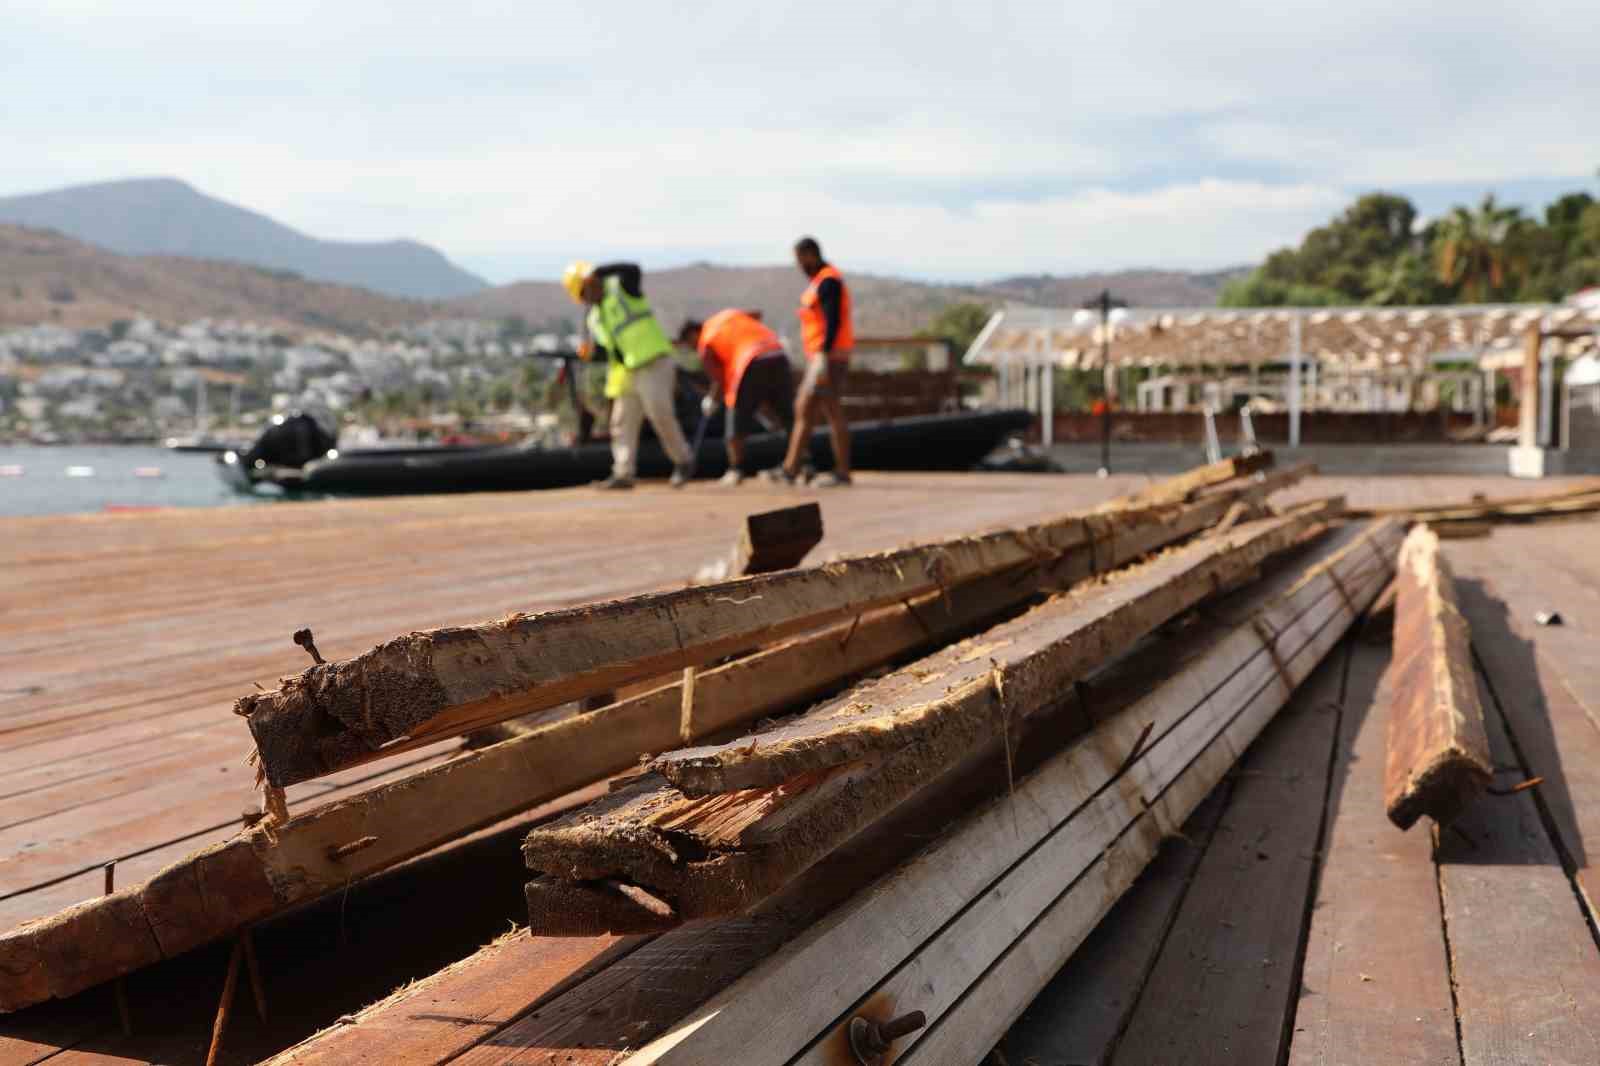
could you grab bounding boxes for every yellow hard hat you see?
[562,261,594,304]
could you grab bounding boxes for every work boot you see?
[595,475,635,490]
[670,463,693,488]
[812,471,853,488]
[718,469,746,486]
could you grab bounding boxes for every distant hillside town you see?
[0,314,584,445]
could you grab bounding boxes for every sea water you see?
[0,445,265,517]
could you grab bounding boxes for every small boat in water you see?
[217,409,1033,497]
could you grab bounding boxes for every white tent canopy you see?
[965,303,1600,372]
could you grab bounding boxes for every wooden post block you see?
[1383,525,1493,829]
[736,503,824,576]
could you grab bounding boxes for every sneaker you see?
[595,475,635,490]
[718,469,746,486]
[761,466,797,486]
[812,471,853,488]
[670,463,694,488]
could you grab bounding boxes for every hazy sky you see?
[4,1,1595,284]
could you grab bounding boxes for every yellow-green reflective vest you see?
[588,275,671,375]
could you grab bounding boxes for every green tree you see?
[1217,270,1344,307]
[1256,192,1419,302]
[488,379,516,411]
[924,301,994,353]
[1434,194,1528,302]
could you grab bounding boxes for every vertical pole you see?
[1041,360,1054,447]
[1288,314,1303,449]
[1541,339,1559,448]
[1099,294,1113,474]
[1518,323,1542,448]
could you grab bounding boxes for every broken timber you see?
[654,497,1342,795]
[0,461,1309,1013]
[240,456,1299,789]
[267,519,1398,1066]
[1109,448,1273,509]
[624,519,1403,1066]
[520,498,1345,933]
[1383,524,1493,829]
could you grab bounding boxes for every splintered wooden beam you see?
[239,459,1301,789]
[1108,451,1276,509]
[520,499,1347,933]
[0,466,1310,1014]
[652,498,1343,796]
[622,520,1402,1066]
[1383,525,1493,829]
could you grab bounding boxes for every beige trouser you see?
[610,356,694,479]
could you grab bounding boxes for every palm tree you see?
[1435,194,1526,302]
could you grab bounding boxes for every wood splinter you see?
[292,627,325,666]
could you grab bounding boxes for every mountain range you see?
[0,178,1245,336]
[0,178,487,299]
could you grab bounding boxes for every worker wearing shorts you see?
[679,311,795,483]
[780,236,853,486]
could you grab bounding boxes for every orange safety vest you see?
[797,264,853,361]
[699,309,786,405]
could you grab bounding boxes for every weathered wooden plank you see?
[1384,525,1493,829]
[1109,649,1342,1065]
[994,789,1229,1066]
[1287,641,1460,1066]
[261,933,643,1066]
[653,498,1344,795]
[905,640,1353,1066]
[628,521,1399,1066]
[241,461,1302,788]
[1437,672,1600,1066]
[522,503,1346,931]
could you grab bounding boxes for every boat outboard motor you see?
[241,411,338,471]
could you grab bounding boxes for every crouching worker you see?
[563,259,695,489]
[678,309,794,485]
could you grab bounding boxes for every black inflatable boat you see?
[217,408,1033,497]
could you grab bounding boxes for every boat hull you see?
[218,410,1033,496]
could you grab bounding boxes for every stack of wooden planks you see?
[0,455,1301,1013]
[10,451,1433,1066]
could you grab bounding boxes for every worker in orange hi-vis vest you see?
[772,235,854,487]
[677,310,795,485]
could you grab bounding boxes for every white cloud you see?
[2,0,1596,283]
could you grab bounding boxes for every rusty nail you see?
[849,1010,927,1063]
[292,628,325,665]
[103,860,115,896]
[326,835,379,862]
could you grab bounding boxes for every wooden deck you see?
[4,472,1600,1064]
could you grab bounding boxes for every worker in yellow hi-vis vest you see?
[563,261,695,489]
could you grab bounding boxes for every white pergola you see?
[965,303,1600,446]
